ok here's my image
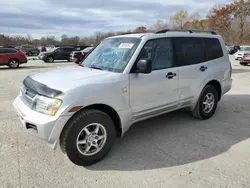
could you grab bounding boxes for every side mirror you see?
[136,59,152,74]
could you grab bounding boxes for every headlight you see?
[33,95,62,116]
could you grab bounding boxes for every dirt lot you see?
[0,58,250,188]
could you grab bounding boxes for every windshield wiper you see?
[89,65,103,70]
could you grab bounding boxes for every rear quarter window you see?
[204,38,223,61]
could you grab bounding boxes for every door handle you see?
[200,66,207,72]
[166,72,177,79]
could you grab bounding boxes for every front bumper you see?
[13,96,70,147]
[38,55,47,60]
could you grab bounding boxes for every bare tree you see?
[153,20,168,31]
[170,10,189,29]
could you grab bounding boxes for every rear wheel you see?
[8,59,20,68]
[191,85,218,120]
[60,109,116,166]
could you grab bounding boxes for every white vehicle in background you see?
[234,46,250,60]
[13,29,232,166]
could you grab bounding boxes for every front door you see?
[129,38,179,120]
[54,48,63,60]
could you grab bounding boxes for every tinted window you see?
[193,38,206,63]
[63,47,74,52]
[138,38,174,70]
[204,38,223,60]
[4,49,17,53]
[173,37,205,66]
[0,49,4,54]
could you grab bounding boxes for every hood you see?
[30,65,116,92]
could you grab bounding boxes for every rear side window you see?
[204,38,223,61]
[173,37,205,66]
[4,49,17,53]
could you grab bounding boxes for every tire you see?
[47,56,54,63]
[60,109,117,166]
[67,58,70,62]
[191,85,218,120]
[240,63,248,66]
[8,59,20,68]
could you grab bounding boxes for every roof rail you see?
[155,29,217,35]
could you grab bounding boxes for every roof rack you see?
[155,29,217,35]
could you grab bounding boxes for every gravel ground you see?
[0,57,250,188]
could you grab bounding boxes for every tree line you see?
[1,0,250,47]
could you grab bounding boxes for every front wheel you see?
[60,109,117,166]
[47,56,54,63]
[191,85,218,120]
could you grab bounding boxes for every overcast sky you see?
[0,0,232,39]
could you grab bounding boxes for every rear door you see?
[63,47,75,59]
[173,37,206,105]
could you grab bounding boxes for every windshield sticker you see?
[118,43,134,49]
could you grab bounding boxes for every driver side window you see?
[137,38,174,70]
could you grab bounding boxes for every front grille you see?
[20,86,36,108]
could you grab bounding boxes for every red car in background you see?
[0,48,28,68]
[70,46,95,63]
[240,52,250,66]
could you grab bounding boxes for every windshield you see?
[239,47,250,51]
[48,47,59,52]
[80,37,141,73]
[82,47,94,52]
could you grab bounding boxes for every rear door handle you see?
[200,66,207,72]
[166,72,177,79]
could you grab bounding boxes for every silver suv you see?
[13,29,232,166]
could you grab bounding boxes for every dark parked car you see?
[0,47,27,68]
[18,45,40,56]
[38,46,76,63]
